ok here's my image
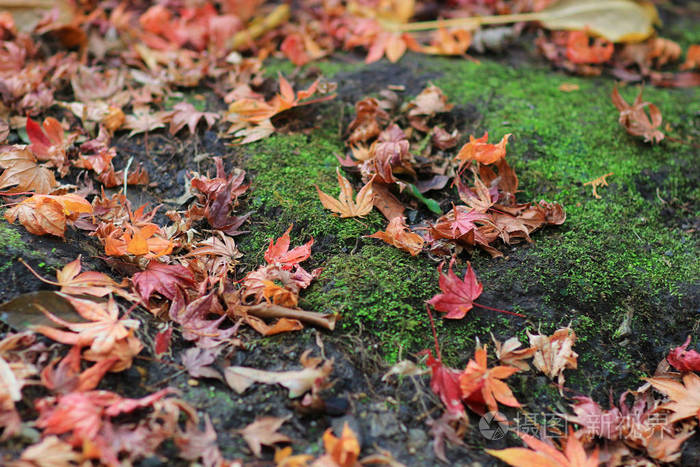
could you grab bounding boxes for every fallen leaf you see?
[680,44,700,70]
[317,422,360,467]
[565,30,613,64]
[0,145,56,194]
[367,216,424,256]
[316,168,374,218]
[238,416,291,457]
[168,102,219,135]
[647,372,700,423]
[455,132,511,166]
[491,334,536,371]
[666,336,700,372]
[427,259,483,319]
[528,326,578,392]
[264,225,314,269]
[224,350,332,398]
[611,85,664,143]
[5,194,91,237]
[486,429,599,467]
[459,346,520,414]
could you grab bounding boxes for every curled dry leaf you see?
[680,44,700,70]
[168,102,219,135]
[491,334,536,371]
[611,85,664,143]
[527,326,578,393]
[315,422,361,467]
[666,336,700,372]
[4,194,92,238]
[316,168,374,218]
[367,216,424,256]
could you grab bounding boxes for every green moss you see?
[0,220,25,253]
[238,127,385,266]
[241,54,698,391]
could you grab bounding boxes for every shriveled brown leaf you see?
[647,372,700,424]
[611,85,664,143]
[491,334,536,371]
[528,326,578,393]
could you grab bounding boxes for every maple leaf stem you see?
[426,305,442,361]
[18,257,61,286]
[473,302,525,318]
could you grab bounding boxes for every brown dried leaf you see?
[611,85,664,143]
[367,216,424,256]
[528,326,578,393]
[0,146,56,194]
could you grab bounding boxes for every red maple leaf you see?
[132,260,195,303]
[667,336,700,372]
[422,307,465,416]
[264,225,314,270]
[427,259,483,319]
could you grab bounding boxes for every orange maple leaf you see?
[459,346,520,414]
[367,216,424,256]
[486,429,599,467]
[4,194,92,237]
[455,132,511,167]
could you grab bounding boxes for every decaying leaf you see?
[528,326,578,392]
[611,85,664,143]
[316,168,374,218]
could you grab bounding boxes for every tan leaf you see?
[0,146,56,194]
[316,168,374,218]
[528,326,578,393]
[491,334,536,371]
[647,372,700,424]
[238,416,291,457]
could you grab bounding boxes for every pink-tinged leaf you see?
[26,116,51,151]
[428,259,483,319]
[667,336,700,372]
[264,225,313,269]
[132,260,195,303]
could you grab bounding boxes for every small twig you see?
[237,304,338,331]
[123,155,134,196]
